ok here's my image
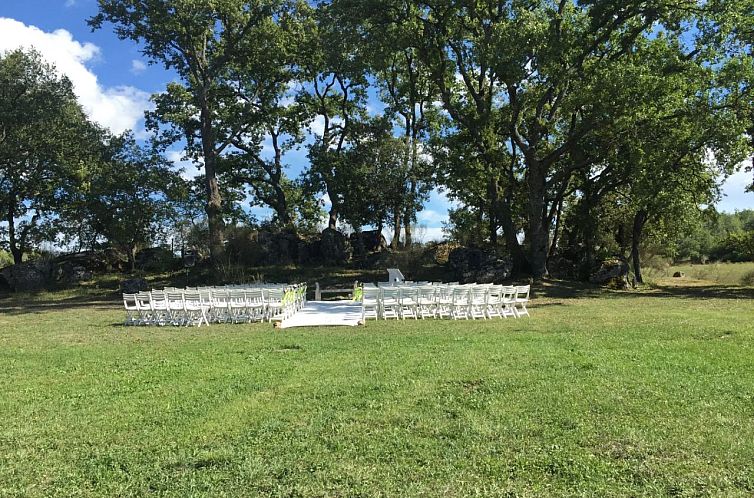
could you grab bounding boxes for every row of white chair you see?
[123,284,306,327]
[360,284,530,321]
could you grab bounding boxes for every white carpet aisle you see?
[276,300,363,329]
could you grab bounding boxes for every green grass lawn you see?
[2,280,754,497]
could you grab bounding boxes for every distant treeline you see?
[672,210,754,264]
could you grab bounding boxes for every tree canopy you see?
[1,0,753,281]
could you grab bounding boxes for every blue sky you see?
[1,0,753,242]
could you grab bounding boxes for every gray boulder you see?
[0,259,53,292]
[320,228,352,265]
[448,247,512,284]
[226,229,304,266]
[590,259,630,288]
[350,230,387,257]
[53,252,105,284]
[135,247,178,272]
[121,278,148,294]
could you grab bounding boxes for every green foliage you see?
[672,210,754,263]
[0,0,751,280]
[56,133,184,266]
[713,230,754,262]
[0,250,13,269]
[90,0,310,261]
[0,48,95,263]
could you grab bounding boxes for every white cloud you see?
[416,209,448,226]
[167,150,202,181]
[0,18,150,134]
[718,167,754,213]
[308,116,343,144]
[130,59,147,75]
[64,0,77,7]
[415,226,446,243]
[308,115,326,137]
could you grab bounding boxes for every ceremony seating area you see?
[122,279,531,328]
[122,284,306,327]
[360,282,530,321]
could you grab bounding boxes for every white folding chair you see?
[513,285,531,318]
[380,288,401,320]
[245,289,266,322]
[184,291,210,327]
[150,291,170,326]
[122,293,139,326]
[417,286,437,319]
[501,286,517,318]
[400,286,419,320]
[468,285,488,320]
[266,289,285,321]
[361,286,381,321]
[486,285,504,319]
[135,291,154,325]
[228,289,249,323]
[166,291,186,326]
[211,289,231,323]
[435,285,453,319]
[450,286,471,320]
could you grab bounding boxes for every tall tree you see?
[298,1,370,230]
[0,49,93,264]
[90,0,298,264]
[59,133,184,270]
[351,0,717,278]
[353,2,440,247]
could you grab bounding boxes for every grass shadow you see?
[0,293,119,316]
[639,281,754,300]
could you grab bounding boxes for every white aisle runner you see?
[277,300,363,329]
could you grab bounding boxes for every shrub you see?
[740,269,754,287]
[0,250,13,269]
[225,227,264,266]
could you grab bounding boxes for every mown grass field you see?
[1,278,754,497]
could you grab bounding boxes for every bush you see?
[135,247,179,273]
[225,227,265,266]
[426,242,460,265]
[740,269,754,287]
[382,245,432,279]
[710,231,754,263]
[0,250,13,269]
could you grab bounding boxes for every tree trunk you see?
[391,210,401,250]
[7,205,22,265]
[527,161,549,279]
[632,209,648,284]
[404,207,413,248]
[499,196,528,275]
[274,186,290,226]
[328,206,337,230]
[488,177,499,246]
[578,174,597,281]
[548,198,564,259]
[128,245,137,272]
[199,95,225,266]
